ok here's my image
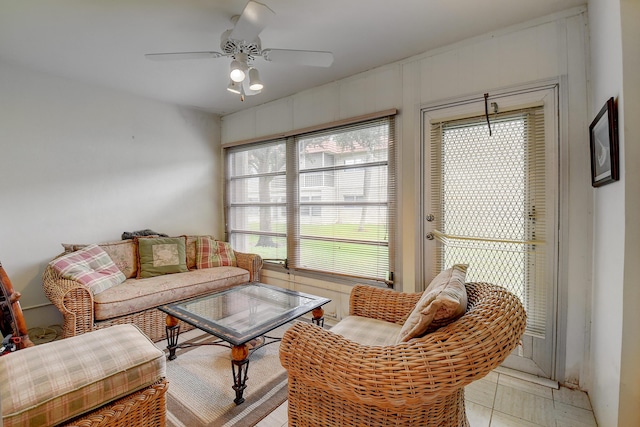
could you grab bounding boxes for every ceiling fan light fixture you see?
[146,1,335,104]
[229,59,246,82]
[227,79,241,94]
[248,68,264,91]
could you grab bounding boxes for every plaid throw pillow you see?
[49,244,126,294]
[196,236,237,269]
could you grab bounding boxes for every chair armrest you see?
[349,285,422,325]
[280,322,455,407]
[234,251,263,282]
[42,264,95,338]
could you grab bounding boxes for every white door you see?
[422,85,559,379]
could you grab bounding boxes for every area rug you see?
[155,324,290,427]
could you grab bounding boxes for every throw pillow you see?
[196,236,237,269]
[50,244,126,295]
[136,236,188,278]
[185,235,214,270]
[61,240,138,279]
[396,264,468,343]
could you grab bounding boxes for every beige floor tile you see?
[483,371,501,383]
[553,386,593,410]
[254,418,286,427]
[466,401,492,427]
[494,385,555,427]
[554,401,598,427]
[498,374,554,399]
[466,377,498,407]
[255,401,288,427]
[490,410,547,427]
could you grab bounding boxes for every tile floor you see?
[256,370,597,427]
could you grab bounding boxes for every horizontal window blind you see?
[225,113,396,285]
[430,107,547,336]
[226,140,288,263]
[291,117,396,282]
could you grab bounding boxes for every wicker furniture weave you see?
[42,250,262,342]
[64,379,168,427]
[279,282,527,427]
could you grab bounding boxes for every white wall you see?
[588,0,640,425]
[587,2,623,424]
[0,61,222,329]
[222,8,592,387]
[618,2,640,425]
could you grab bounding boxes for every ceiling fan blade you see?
[262,49,334,67]
[145,51,225,61]
[229,1,275,42]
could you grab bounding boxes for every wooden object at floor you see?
[0,261,34,351]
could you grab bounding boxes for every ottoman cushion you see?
[0,324,166,426]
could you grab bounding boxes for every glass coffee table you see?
[158,282,330,404]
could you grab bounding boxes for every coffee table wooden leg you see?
[312,307,325,327]
[165,315,180,360]
[231,344,250,405]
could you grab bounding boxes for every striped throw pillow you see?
[396,264,468,343]
[50,244,126,294]
[196,236,237,269]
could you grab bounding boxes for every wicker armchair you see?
[279,282,526,427]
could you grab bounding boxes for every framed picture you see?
[589,97,619,187]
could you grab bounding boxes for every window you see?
[226,141,288,262]
[225,113,396,285]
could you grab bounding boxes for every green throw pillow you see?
[136,236,188,278]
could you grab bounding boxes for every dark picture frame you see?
[589,97,619,187]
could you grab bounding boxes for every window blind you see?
[225,113,396,285]
[226,140,288,263]
[430,107,547,336]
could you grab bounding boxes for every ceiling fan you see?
[145,0,334,101]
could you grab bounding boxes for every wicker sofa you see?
[280,282,526,427]
[42,235,262,342]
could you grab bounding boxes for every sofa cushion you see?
[62,240,138,279]
[93,266,250,320]
[330,316,402,346]
[136,236,188,278]
[196,236,237,269]
[0,324,165,427]
[396,264,468,343]
[50,244,126,295]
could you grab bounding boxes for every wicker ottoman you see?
[0,324,167,426]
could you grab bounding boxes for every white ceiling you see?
[0,0,586,116]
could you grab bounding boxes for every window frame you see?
[223,110,397,287]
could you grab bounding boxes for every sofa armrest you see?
[349,284,422,325]
[42,264,95,338]
[234,251,263,282]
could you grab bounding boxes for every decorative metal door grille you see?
[430,107,546,336]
